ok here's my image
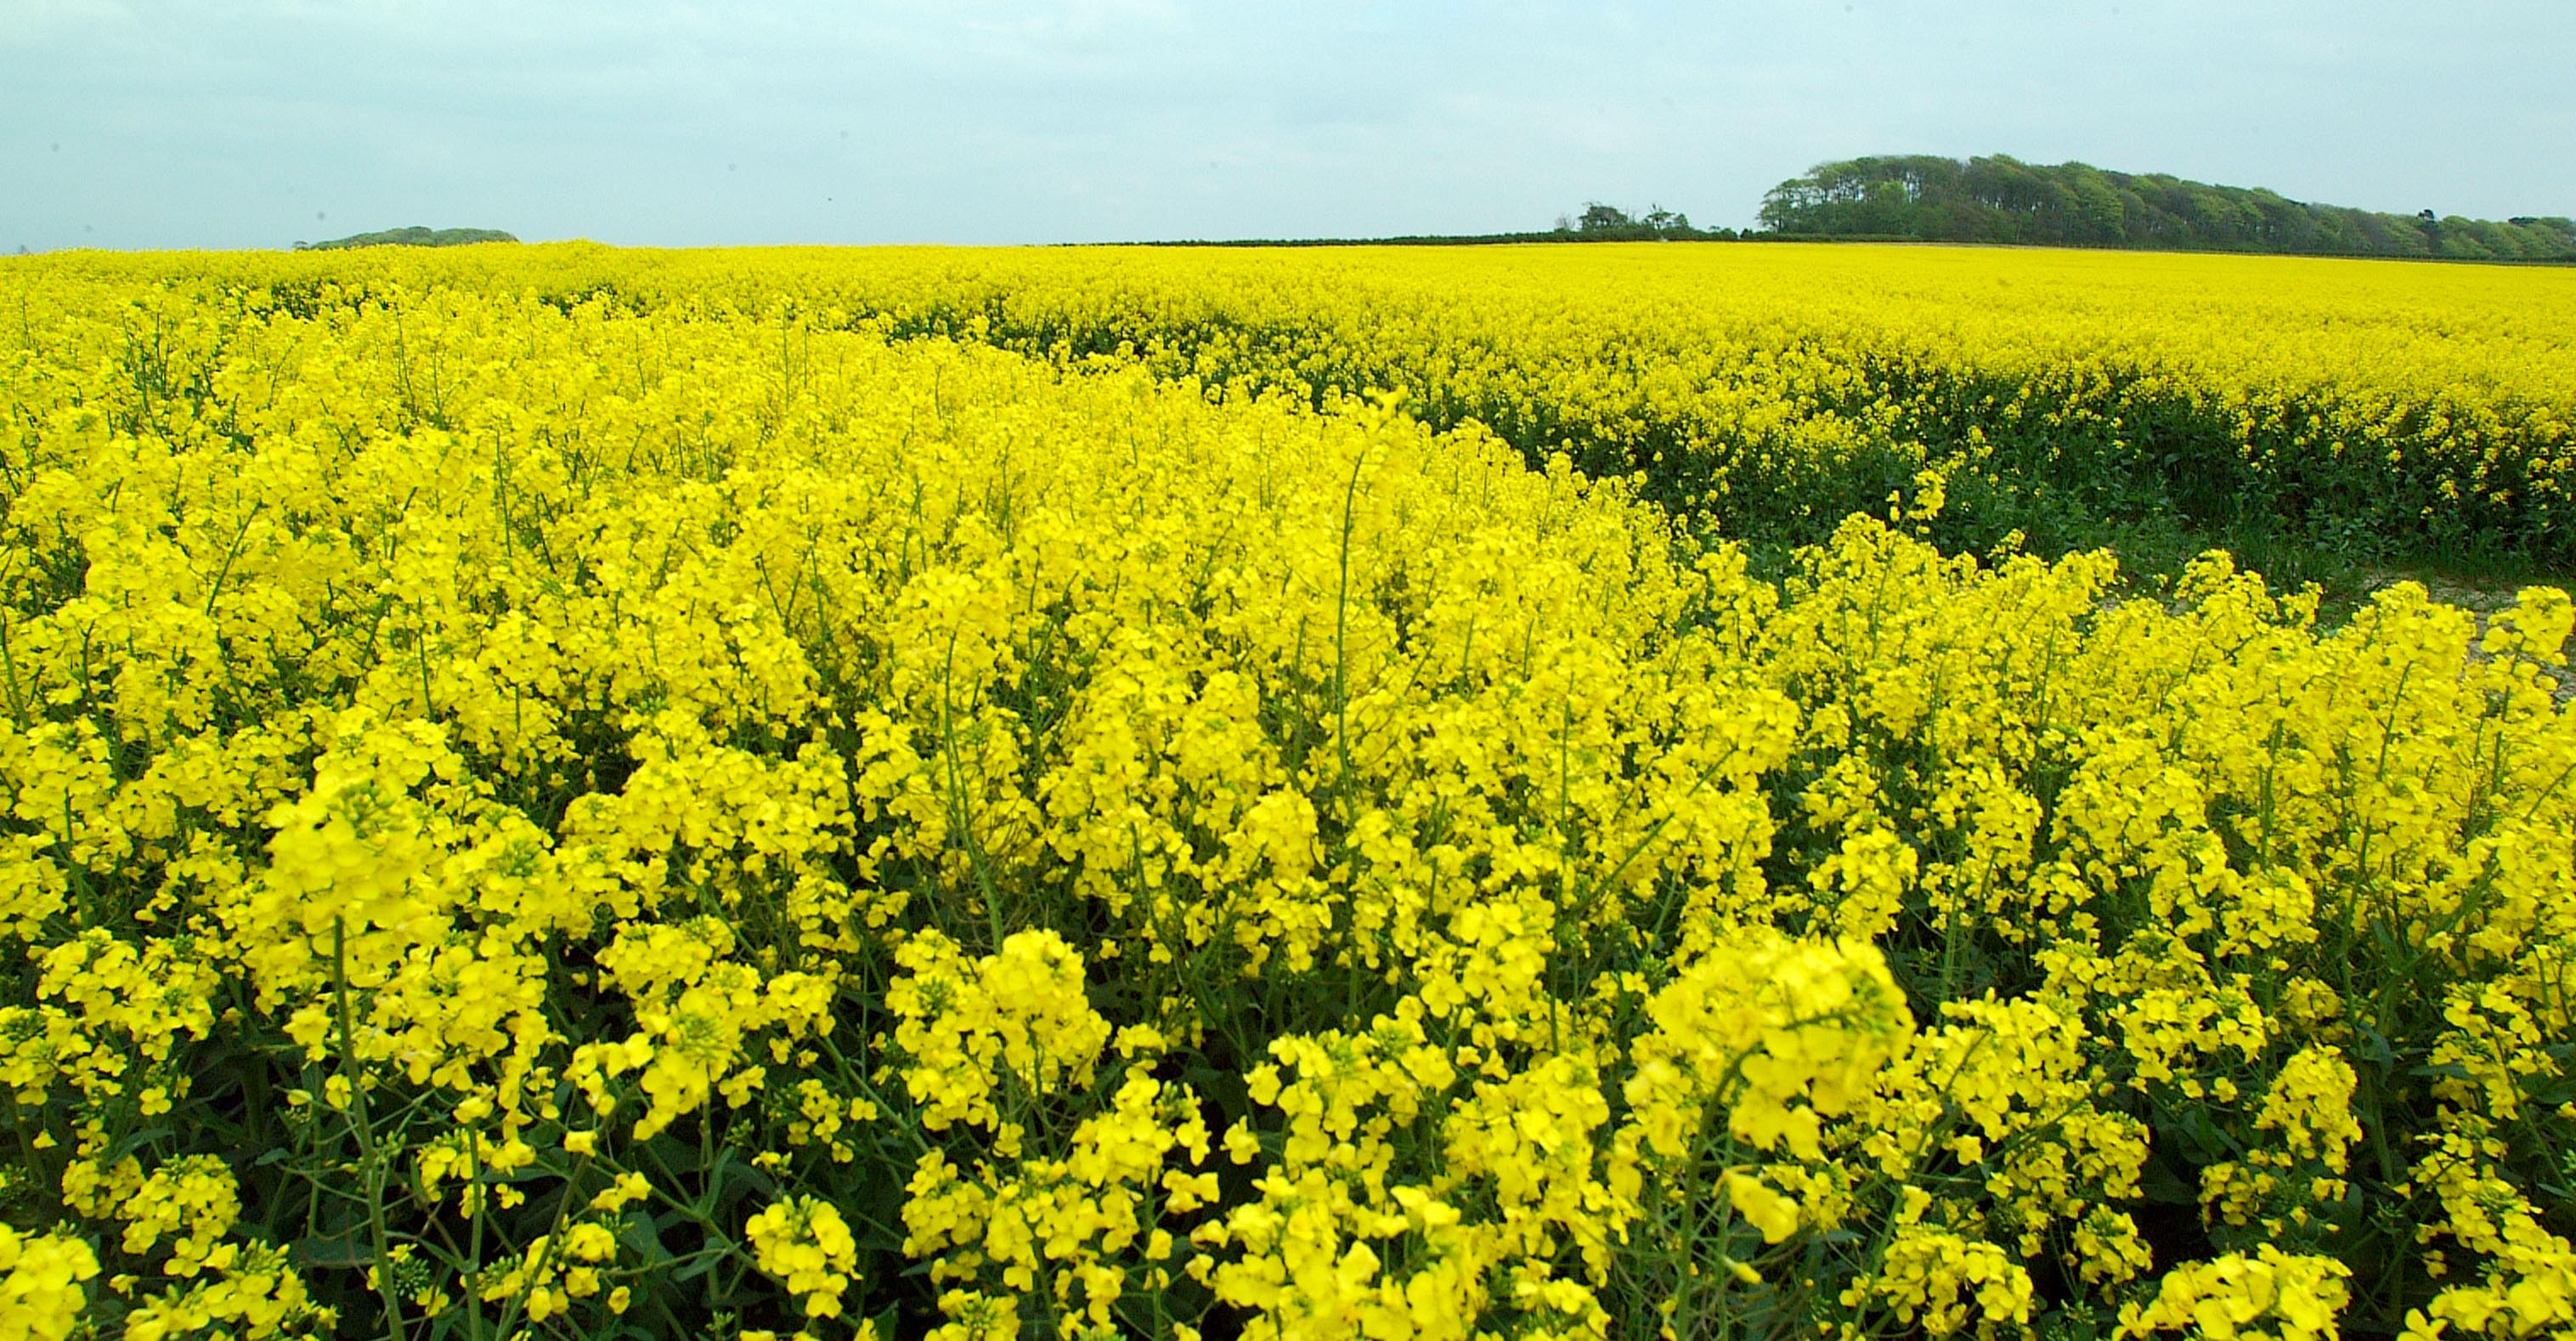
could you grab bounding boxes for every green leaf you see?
[293,1231,371,1270]
[673,1247,730,1283]
[619,1210,675,1268]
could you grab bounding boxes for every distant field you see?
[826,240,2576,591]
[36,240,2576,586]
[3,243,2572,1340]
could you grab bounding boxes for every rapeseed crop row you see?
[812,242,2576,573]
[37,241,2576,574]
[0,252,2569,1339]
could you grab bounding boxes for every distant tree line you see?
[295,226,518,252]
[1551,202,1737,241]
[1127,202,1738,249]
[1757,156,2576,261]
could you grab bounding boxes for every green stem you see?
[334,917,409,1341]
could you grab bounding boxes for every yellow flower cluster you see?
[890,928,1115,1141]
[2120,1245,2351,1340]
[0,242,2568,1338]
[1853,1226,2036,1338]
[0,1225,99,1341]
[747,1195,861,1321]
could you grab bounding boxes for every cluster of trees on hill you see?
[1549,202,1737,241]
[1138,203,1737,249]
[294,226,517,251]
[1757,156,2576,260]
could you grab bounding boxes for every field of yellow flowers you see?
[404,240,2576,578]
[0,243,2571,1341]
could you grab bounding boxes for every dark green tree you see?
[1755,156,2576,261]
[1578,203,1635,233]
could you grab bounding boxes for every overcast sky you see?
[5,0,2573,252]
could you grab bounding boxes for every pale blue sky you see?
[5,0,2572,251]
